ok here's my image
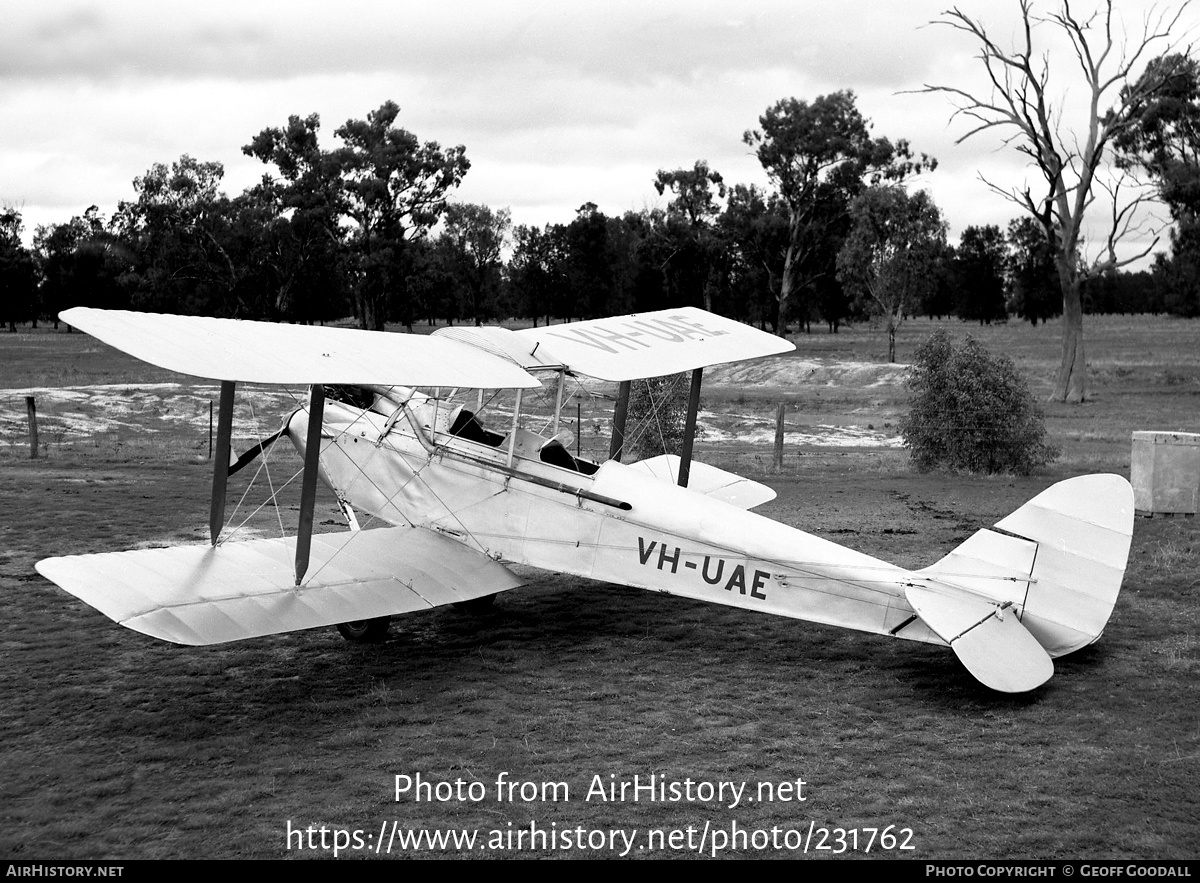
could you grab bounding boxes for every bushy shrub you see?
[900,330,1058,474]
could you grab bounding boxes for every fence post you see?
[26,396,39,459]
[773,402,785,471]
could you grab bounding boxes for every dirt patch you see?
[707,357,910,391]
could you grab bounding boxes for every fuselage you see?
[287,392,944,648]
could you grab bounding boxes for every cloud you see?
[1,0,1193,265]
[1,1,950,85]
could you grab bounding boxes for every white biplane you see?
[36,307,1134,693]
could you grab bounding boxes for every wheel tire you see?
[336,616,391,643]
[453,594,497,614]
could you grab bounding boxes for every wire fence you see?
[1,384,908,466]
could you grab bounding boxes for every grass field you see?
[1,315,1197,860]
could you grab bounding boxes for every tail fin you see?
[994,474,1135,656]
[920,474,1135,659]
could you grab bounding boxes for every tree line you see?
[0,79,1191,341]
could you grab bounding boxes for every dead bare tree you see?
[922,0,1190,402]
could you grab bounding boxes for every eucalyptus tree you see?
[440,202,511,326]
[653,160,727,312]
[744,91,934,333]
[33,206,131,321]
[247,101,469,330]
[509,223,567,326]
[112,155,243,315]
[836,186,947,362]
[1117,53,1200,316]
[243,112,350,322]
[717,184,790,329]
[334,102,469,330]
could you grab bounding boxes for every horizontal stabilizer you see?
[37,527,522,646]
[905,584,1053,693]
[59,307,541,389]
[918,528,1037,608]
[626,455,777,509]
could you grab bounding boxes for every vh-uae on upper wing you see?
[433,307,793,381]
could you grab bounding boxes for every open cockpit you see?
[324,382,603,479]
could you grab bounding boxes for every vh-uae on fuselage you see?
[36,307,1135,693]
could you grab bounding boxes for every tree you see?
[561,203,617,320]
[1116,53,1200,215]
[653,160,726,312]
[112,155,243,315]
[1152,221,1200,315]
[919,239,960,319]
[249,102,471,330]
[743,91,934,333]
[718,184,791,329]
[34,206,132,321]
[1006,217,1063,325]
[923,1,1190,401]
[1116,53,1200,316]
[0,207,38,331]
[509,223,566,326]
[836,186,947,362]
[334,102,470,330]
[654,160,726,227]
[953,225,1009,324]
[440,202,511,326]
[243,112,350,322]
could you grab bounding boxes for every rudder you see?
[993,474,1134,657]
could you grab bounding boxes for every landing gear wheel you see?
[453,594,497,614]
[336,616,391,642]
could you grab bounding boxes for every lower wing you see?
[36,526,522,646]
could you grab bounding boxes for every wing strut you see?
[209,380,235,545]
[609,380,631,462]
[294,384,325,585]
[678,367,703,488]
[506,389,523,468]
[551,370,566,437]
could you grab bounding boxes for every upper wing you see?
[60,307,541,388]
[37,526,523,645]
[514,307,794,381]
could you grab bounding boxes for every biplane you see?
[35,307,1134,693]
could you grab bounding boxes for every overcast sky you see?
[2,1,1195,264]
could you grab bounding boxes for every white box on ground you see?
[1131,431,1200,514]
